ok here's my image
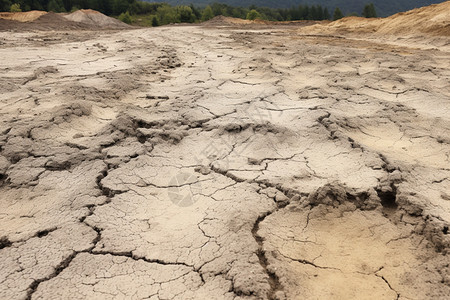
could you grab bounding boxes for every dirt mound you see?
[377,1,450,36]
[0,9,130,31]
[0,10,46,22]
[202,15,328,28]
[303,1,450,36]
[202,15,253,26]
[0,12,92,31]
[64,9,131,29]
[29,12,92,30]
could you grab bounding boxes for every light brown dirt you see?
[203,15,254,25]
[0,10,129,31]
[64,9,131,29]
[0,5,449,300]
[304,0,450,36]
[0,10,46,22]
[203,15,327,28]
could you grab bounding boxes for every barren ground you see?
[0,24,449,300]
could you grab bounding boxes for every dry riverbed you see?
[0,24,449,299]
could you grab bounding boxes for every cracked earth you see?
[0,25,449,300]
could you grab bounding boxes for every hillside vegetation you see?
[0,1,356,26]
[146,0,446,17]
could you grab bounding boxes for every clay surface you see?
[0,17,449,300]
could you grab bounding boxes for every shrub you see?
[246,9,261,20]
[201,5,214,22]
[10,3,21,12]
[333,7,344,20]
[47,0,66,13]
[178,5,194,23]
[362,3,377,18]
[151,15,159,27]
[119,11,132,24]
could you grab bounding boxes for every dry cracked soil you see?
[0,24,449,300]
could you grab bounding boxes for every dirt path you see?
[0,26,449,299]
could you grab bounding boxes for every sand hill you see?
[0,10,46,22]
[202,15,254,26]
[64,9,130,29]
[304,0,450,36]
[0,9,130,31]
[203,15,327,27]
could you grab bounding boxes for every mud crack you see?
[252,211,284,299]
[375,271,400,300]
[25,251,77,300]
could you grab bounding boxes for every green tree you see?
[231,7,245,19]
[307,5,316,20]
[47,0,65,12]
[157,5,179,24]
[178,6,194,23]
[333,7,343,20]
[316,5,323,20]
[362,3,377,18]
[118,11,131,24]
[101,0,114,15]
[86,0,101,11]
[302,6,309,20]
[201,5,213,22]
[1,0,11,11]
[10,2,21,11]
[31,0,44,11]
[211,3,223,16]
[290,5,300,20]
[323,7,330,20]
[189,4,200,20]
[112,0,128,15]
[246,9,260,20]
[220,7,228,17]
[128,2,141,15]
[151,15,159,26]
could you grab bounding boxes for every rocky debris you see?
[23,66,58,85]
[51,102,92,125]
[0,12,449,300]
[0,156,11,174]
[307,181,380,210]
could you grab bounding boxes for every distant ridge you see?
[144,0,447,17]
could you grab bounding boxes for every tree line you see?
[0,1,377,25]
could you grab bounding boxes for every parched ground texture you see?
[0,24,449,300]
